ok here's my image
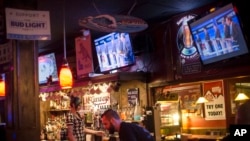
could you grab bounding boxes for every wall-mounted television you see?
[189,3,249,65]
[38,52,59,84]
[94,32,135,73]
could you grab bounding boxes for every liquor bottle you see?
[133,99,141,121]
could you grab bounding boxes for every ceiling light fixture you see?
[0,74,5,97]
[59,0,73,89]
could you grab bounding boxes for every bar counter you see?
[181,134,224,141]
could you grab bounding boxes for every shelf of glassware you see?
[160,114,180,127]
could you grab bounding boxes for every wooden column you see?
[5,40,40,141]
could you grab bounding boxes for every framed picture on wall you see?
[127,88,139,106]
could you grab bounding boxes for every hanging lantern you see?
[0,75,5,96]
[59,1,73,89]
[59,61,73,89]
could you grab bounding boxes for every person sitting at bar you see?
[66,95,105,141]
[101,109,155,141]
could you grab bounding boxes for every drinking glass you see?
[102,130,110,141]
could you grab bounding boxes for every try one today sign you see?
[203,80,226,120]
[5,8,51,40]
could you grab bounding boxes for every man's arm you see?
[83,127,105,136]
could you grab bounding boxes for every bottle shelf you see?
[48,109,70,112]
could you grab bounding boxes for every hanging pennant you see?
[75,32,94,78]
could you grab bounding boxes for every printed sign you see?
[0,41,12,64]
[83,92,110,110]
[75,34,94,78]
[203,80,226,120]
[176,15,201,74]
[127,88,139,106]
[5,8,51,40]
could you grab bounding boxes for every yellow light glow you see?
[196,97,208,104]
[173,113,180,125]
[210,7,216,12]
[235,93,249,101]
[59,64,73,89]
[0,79,5,96]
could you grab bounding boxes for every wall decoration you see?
[75,32,94,78]
[79,14,148,33]
[163,84,201,111]
[203,80,226,120]
[5,8,51,40]
[0,41,12,65]
[83,92,110,110]
[127,88,139,106]
[175,14,201,75]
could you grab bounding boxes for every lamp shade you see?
[196,96,208,104]
[235,93,249,101]
[0,78,5,96]
[59,63,73,89]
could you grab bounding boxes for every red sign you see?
[203,80,225,120]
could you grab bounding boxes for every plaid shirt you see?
[66,112,85,141]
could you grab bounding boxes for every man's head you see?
[225,16,232,25]
[101,109,121,134]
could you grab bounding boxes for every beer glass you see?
[102,130,110,141]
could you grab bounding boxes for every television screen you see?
[189,3,248,65]
[38,53,59,84]
[94,32,135,72]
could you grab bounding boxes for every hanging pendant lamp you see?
[235,93,249,101]
[0,74,5,96]
[59,0,73,89]
[196,96,208,104]
[235,83,249,101]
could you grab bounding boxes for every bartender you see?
[66,95,105,141]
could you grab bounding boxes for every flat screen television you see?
[94,32,135,72]
[189,3,249,65]
[38,52,59,84]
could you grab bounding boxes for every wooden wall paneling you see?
[6,40,40,141]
